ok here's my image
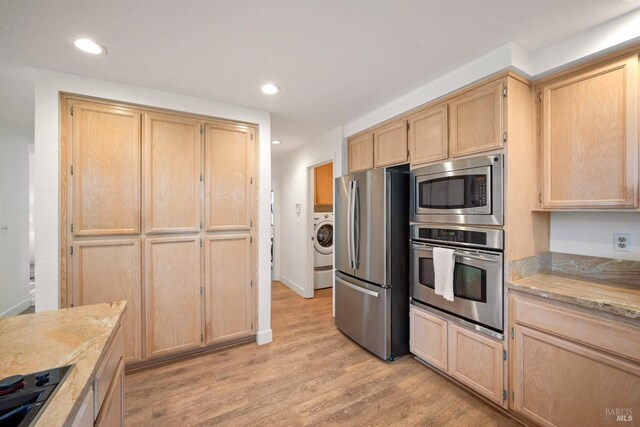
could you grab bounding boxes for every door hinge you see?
[406,122,410,131]
[250,177,253,184]
[250,236,253,244]
[538,192,543,204]
[250,133,254,140]
[201,333,204,342]
[512,391,515,402]
[502,132,507,142]
[250,219,253,228]
[70,223,74,233]
[502,86,507,97]
[70,165,74,175]
[200,173,203,182]
[503,390,507,401]
[199,239,203,247]
[539,92,542,102]
[70,246,74,256]
[200,221,203,230]
[70,105,74,116]
[503,350,507,361]
[250,280,253,288]
[200,124,203,134]
[511,327,514,339]
[200,286,203,295]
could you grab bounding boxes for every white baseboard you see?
[279,274,306,297]
[0,298,31,317]
[256,328,273,345]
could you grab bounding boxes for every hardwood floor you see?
[124,282,519,426]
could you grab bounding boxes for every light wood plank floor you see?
[125,282,519,426]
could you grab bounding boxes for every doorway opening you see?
[308,161,334,299]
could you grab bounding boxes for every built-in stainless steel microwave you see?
[410,154,503,225]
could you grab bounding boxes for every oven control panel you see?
[410,225,503,251]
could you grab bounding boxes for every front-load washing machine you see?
[313,212,333,289]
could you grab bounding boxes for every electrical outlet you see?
[613,233,631,252]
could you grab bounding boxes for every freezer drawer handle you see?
[336,276,380,298]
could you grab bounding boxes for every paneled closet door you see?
[144,113,202,234]
[204,122,255,232]
[72,239,142,362]
[145,237,202,359]
[71,102,141,236]
[204,234,253,344]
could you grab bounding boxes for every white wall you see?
[272,127,343,297]
[34,70,273,344]
[0,125,31,316]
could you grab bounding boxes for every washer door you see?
[314,222,333,255]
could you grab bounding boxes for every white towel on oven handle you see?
[433,247,455,302]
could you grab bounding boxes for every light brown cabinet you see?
[72,102,141,236]
[373,120,408,167]
[63,96,258,367]
[144,237,202,359]
[314,163,333,206]
[205,234,253,344]
[95,359,124,427]
[449,79,506,158]
[510,292,640,426]
[537,54,639,209]
[410,305,505,407]
[72,240,142,363]
[409,306,447,371]
[408,104,448,166]
[348,132,374,173]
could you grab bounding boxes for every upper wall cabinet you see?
[537,54,639,209]
[408,104,448,166]
[373,120,408,168]
[449,79,506,158]
[348,132,374,173]
[72,102,141,236]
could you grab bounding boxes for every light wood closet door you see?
[540,54,638,208]
[408,104,448,166]
[144,113,202,233]
[204,123,255,231]
[145,237,202,358]
[449,80,506,157]
[72,102,141,236]
[374,120,408,167]
[204,234,252,344]
[72,240,142,362]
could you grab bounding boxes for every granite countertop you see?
[0,301,126,426]
[509,274,640,320]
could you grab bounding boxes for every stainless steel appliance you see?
[410,224,504,339]
[410,154,504,225]
[335,167,409,360]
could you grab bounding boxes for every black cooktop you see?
[0,365,73,427]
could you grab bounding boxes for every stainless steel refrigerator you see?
[334,167,409,360]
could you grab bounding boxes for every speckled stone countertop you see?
[0,301,126,426]
[509,274,640,320]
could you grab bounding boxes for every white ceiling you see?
[1,0,639,157]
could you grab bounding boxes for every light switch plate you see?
[613,233,631,252]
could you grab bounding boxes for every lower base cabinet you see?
[409,306,506,407]
[95,360,124,427]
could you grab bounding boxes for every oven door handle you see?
[411,243,500,263]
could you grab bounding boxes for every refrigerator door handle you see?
[348,181,354,269]
[335,276,380,298]
[354,180,361,269]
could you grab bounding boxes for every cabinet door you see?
[73,240,142,362]
[408,104,448,166]
[512,325,640,426]
[540,55,638,208]
[145,237,202,358]
[314,163,333,206]
[409,306,447,371]
[449,80,506,157]
[348,132,374,173]
[374,120,408,167]
[448,325,504,406]
[204,234,253,344]
[72,101,141,236]
[204,122,255,231]
[144,113,201,234]
[95,359,124,427]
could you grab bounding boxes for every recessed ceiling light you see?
[261,83,280,95]
[73,38,107,55]
[271,140,282,145]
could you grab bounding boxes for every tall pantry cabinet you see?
[61,95,258,366]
